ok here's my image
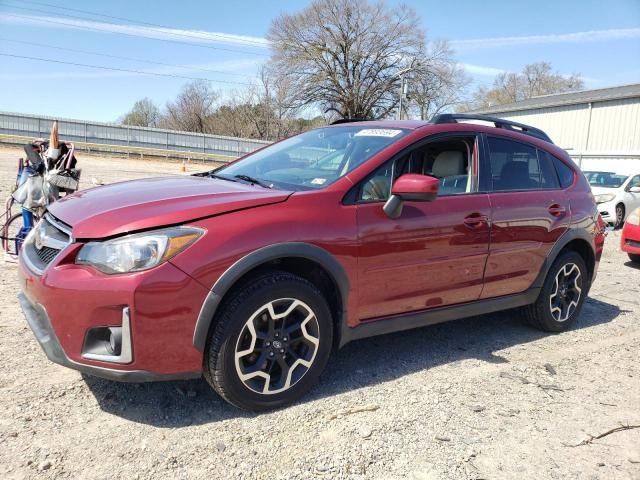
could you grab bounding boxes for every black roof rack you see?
[429,113,553,144]
[330,118,369,125]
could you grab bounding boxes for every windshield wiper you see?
[208,173,238,182]
[233,174,273,189]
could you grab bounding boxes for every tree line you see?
[120,0,584,140]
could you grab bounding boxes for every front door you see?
[354,135,491,321]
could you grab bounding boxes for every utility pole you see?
[395,67,412,120]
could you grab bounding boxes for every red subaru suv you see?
[18,114,605,410]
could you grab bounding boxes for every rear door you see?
[480,135,571,299]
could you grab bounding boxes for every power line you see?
[0,38,255,79]
[1,11,271,57]
[0,53,255,86]
[11,0,269,48]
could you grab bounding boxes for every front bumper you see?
[18,239,209,381]
[621,223,640,255]
[18,293,199,382]
[597,200,618,223]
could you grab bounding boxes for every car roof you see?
[328,120,430,130]
[326,119,575,161]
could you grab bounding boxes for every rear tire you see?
[629,253,640,264]
[524,251,588,332]
[203,271,333,411]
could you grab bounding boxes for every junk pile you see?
[12,120,81,212]
[2,121,81,257]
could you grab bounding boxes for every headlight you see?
[76,226,203,274]
[595,193,615,204]
[627,209,640,226]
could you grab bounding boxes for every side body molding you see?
[192,242,350,352]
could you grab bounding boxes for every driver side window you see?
[357,136,476,202]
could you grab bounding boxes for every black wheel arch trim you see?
[531,227,596,291]
[192,242,350,352]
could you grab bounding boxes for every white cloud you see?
[1,13,270,49]
[461,63,506,76]
[452,28,640,50]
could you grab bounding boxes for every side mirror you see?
[629,186,640,193]
[383,174,439,219]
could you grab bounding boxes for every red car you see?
[18,114,606,410]
[621,207,640,263]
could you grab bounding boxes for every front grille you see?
[23,213,72,274]
[625,239,640,248]
[35,245,61,265]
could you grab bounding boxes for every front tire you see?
[629,253,640,264]
[524,251,588,332]
[614,203,625,229]
[204,271,333,411]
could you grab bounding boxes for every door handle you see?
[548,204,566,217]
[463,213,489,229]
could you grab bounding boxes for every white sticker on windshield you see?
[311,178,327,185]
[354,129,402,138]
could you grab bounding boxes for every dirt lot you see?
[0,146,639,479]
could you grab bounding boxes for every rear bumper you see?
[18,293,200,382]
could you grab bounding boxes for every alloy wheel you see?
[234,298,320,394]
[549,263,582,322]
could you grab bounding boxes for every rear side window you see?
[536,150,560,189]
[550,155,575,188]
[487,136,559,191]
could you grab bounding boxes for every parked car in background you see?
[584,171,640,228]
[18,114,606,411]
[621,207,640,264]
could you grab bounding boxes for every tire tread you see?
[203,270,326,410]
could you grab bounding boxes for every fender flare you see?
[531,227,596,290]
[192,242,350,352]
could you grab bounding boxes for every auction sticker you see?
[354,129,402,138]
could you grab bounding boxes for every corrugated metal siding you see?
[586,98,640,152]
[489,98,640,154]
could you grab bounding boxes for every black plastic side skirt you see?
[338,287,541,347]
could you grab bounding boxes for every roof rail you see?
[430,113,553,144]
[330,118,369,125]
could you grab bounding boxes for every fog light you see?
[82,307,132,364]
[107,327,122,356]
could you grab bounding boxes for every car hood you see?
[48,176,292,239]
[591,186,620,196]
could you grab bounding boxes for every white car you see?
[584,171,640,228]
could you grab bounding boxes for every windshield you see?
[215,126,410,191]
[583,171,628,188]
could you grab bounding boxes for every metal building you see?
[470,83,640,174]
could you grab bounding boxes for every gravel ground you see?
[0,147,639,479]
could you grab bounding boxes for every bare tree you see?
[163,80,219,133]
[120,97,161,127]
[406,40,470,120]
[267,0,426,119]
[461,62,584,111]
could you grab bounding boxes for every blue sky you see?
[1,0,639,122]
